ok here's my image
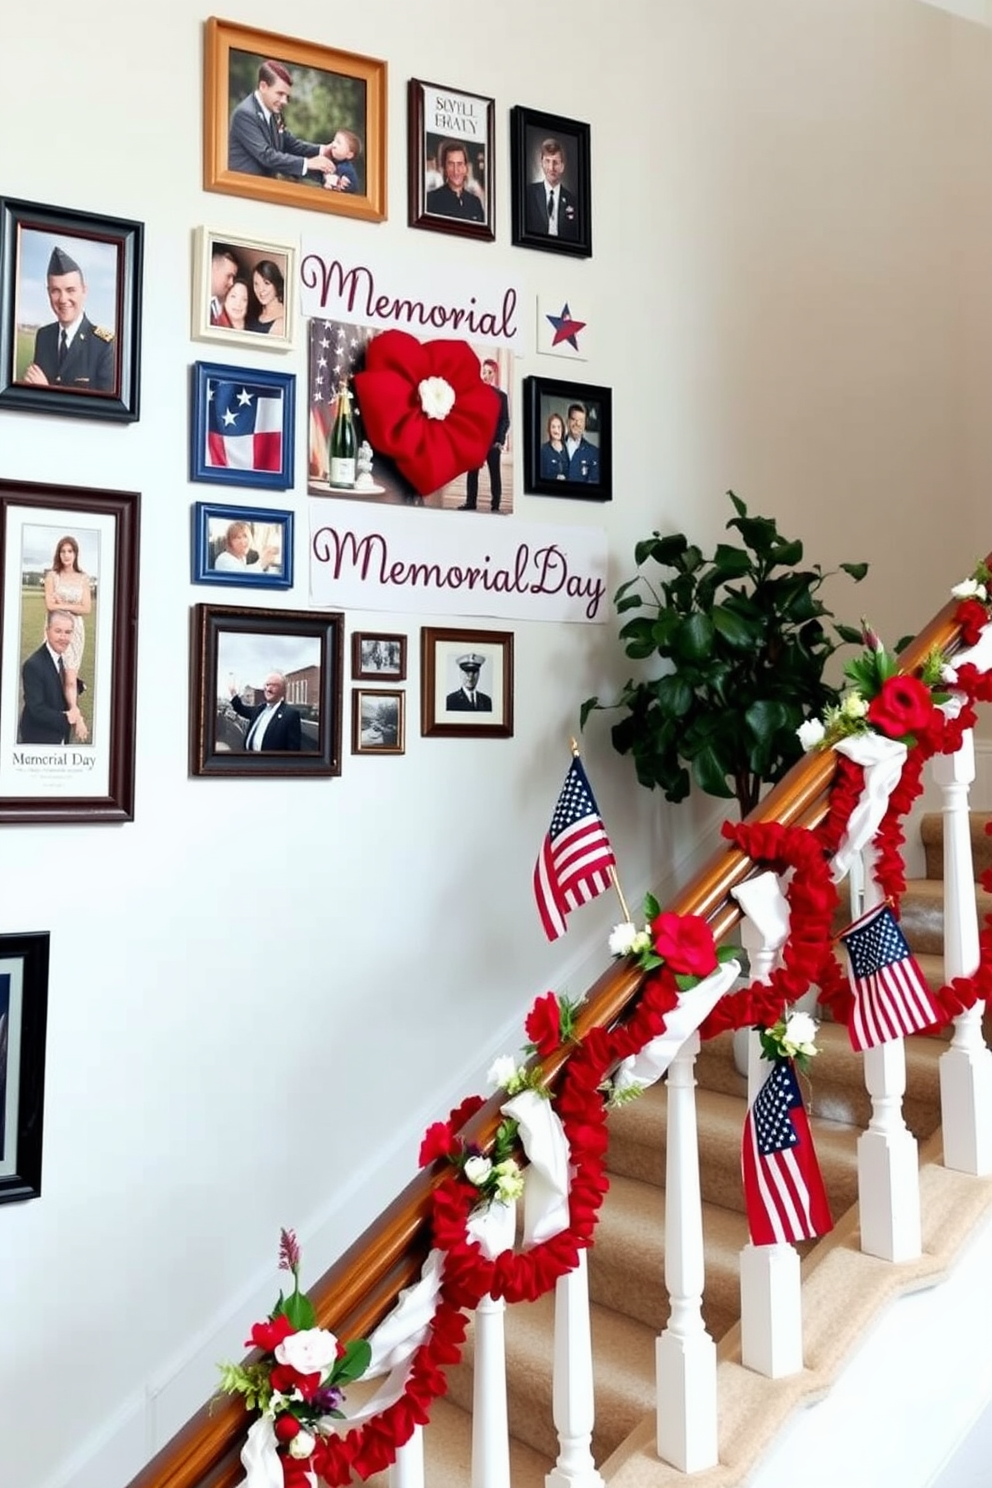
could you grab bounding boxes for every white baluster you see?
[471,1200,515,1488]
[656,1030,717,1472]
[856,843,922,1261]
[390,1426,425,1488]
[932,731,992,1174]
[545,1251,604,1488]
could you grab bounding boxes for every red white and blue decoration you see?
[191,361,295,490]
[534,755,616,941]
[537,296,590,360]
[839,901,942,1051]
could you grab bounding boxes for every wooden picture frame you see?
[352,688,404,755]
[0,931,49,1205]
[0,479,140,824]
[190,360,295,491]
[191,502,294,590]
[522,375,613,502]
[351,632,407,681]
[510,106,592,259]
[203,18,387,222]
[421,627,514,738]
[0,198,143,422]
[190,604,343,777]
[408,78,495,241]
[192,228,296,352]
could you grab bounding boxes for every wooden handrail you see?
[128,589,970,1488]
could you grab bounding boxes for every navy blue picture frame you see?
[192,501,294,590]
[190,360,295,490]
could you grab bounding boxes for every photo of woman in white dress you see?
[43,535,91,743]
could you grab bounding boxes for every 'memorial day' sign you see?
[300,239,524,353]
[309,503,607,623]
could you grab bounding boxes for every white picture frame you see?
[191,228,296,353]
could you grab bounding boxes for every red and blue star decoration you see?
[545,302,587,352]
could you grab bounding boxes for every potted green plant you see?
[581,492,868,817]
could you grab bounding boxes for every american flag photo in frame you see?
[190,360,295,490]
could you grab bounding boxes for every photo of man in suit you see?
[445,653,492,711]
[229,670,302,750]
[19,611,87,745]
[228,59,340,182]
[564,403,600,483]
[524,137,579,240]
[209,243,241,325]
[460,360,510,513]
[21,246,116,394]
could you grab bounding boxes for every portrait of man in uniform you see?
[12,233,119,397]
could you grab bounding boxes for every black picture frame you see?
[0,479,140,823]
[190,604,343,777]
[510,107,591,259]
[522,376,613,502]
[408,78,495,242]
[0,931,50,1205]
[0,198,143,422]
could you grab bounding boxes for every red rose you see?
[269,1363,321,1400]
[649,912,718,978]
[274,1415,301,1443]
[525,992,562,1056]
[866,674,934,739]
[246,1312,295,1352]
[418,1120,458,1168]
[955,597,989,647]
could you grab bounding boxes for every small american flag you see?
[206,379,283,473]
[534,757,616,942]
[840,901,941,1051]
[741,1058,833,1246]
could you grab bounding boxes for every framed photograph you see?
[510,107,592,259]
[190,604,343,778]
[352,688,404,755]
[522,376,613,502]
[0,479,140,824]
[408,79,494,241]
[190,360,295,491]
[204,18,387,223]
[421,627,514,739]
[0,198,143,421]
[352,632,407,681]
[0,931,49,1205]
[192,502,293,590]
[192,228,296,352]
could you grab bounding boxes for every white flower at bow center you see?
[418,377,456,420]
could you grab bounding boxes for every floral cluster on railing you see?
[222,564,992,1487]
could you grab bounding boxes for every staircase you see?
[400,812,992,1487]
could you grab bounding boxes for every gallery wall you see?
[2,2,991,1486]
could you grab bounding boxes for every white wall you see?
[2,3,991,1486]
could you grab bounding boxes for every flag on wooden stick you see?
[839,901,942,1051]
[741,1057,833,1246]
[534,756,617,941]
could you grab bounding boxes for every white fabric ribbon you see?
[943,619,992,685]
[501,1086,571,1247]
[731,870,790,950]
[611,959,741,1096]
[239,1415,312,1488]
[829,733,908,883]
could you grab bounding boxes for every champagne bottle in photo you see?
[329,380,357,488]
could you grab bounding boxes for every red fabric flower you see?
[273,1415,301,1443]
[649,911,718,977]
[246,1312,295,1352]
[866,674,934,739]
[353,331,500,495]
[269,1363,321,1400]
[525,992,562,1056]
[955,597,989,646]
[418,1120,459,1168]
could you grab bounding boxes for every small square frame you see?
[192,502,294,590]
[522,375,613,502]
[204,18,387,222]
[190,604,343,777]
[352,688,405,755]
[0,930,49,1205]
[421,627,514,738]
[351,632,407,681]
[408,79,495,242]
[190,360,295,491]
[192,228,296,352]
[510,107,592,259]
[0,197,143,421]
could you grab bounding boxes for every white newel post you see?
[932,730,992,1174]
[545,1251,605,1488]
[471,1200,516,1488]
[656,1030,718,1472]
[857,844,922,1262]
[734,903,803,1380]
[390,1428,425,1488]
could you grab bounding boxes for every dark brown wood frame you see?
[407,78,495,242]
[420,626,514,738]
[351,632,407,682]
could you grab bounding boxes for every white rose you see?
[951,577,982,600]
[288,1428,317,1459]
[609,922,640,956]
[463,1155,492,1186]
[784,1011,819,1049]
[418,376,456,420]
[941,662,959,685]
[493,1159,525,1202]
[796,718,826,752]
[274,1327,340,1376]
[841,691,869,720]
[487,1054,518,1089]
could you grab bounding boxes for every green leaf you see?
[579,697,601,729]
[690,745,734,798]
[834,623,864,645]
[281,1290,316,1331]
[331,1337,372,1386]
[710,604,756,648]
[770,538,804,567]
[840,562,869,581]
[716,945,739,965]
[637,533,688,570]
[643,892,661,920]
[616,592,643,614]
[676,612,715,662]
[654,673,695,718]
[710,543,753,579]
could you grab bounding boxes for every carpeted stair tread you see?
[921,810,992,881]
[899,876,992,956]
[358,1395,552,1488]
